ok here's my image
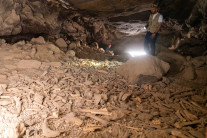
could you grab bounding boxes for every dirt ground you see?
[0,38,207,138]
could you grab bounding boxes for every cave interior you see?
[0,0,207,137]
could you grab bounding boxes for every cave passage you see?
[0,0,207,138]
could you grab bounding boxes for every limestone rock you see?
[158,51,186,65]
[42,119,61,138]
[31,36,46,45]
[0,9,21,36]
[192,56,206,68]
[13,41,26,47]
[22,5,33,18]
[17,60,41,69]
[117,56,170,84]
[35,44,63,62]
[109,110,125,121]
[182,66,195,80]
[195,66,207,80]
[0,39,6,46]
[66,50,76,57]
[137,75,160,85]
[46,44,62,54]
[55,38,67,48]
[157,51,186,74]
[63,22,77,33]
[68,42,77,50]
[185,0,207,40]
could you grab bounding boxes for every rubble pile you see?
[0,38,207,138]
[158,50,207,81]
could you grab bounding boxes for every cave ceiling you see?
[66,0,154,13]
[50,0,154,17]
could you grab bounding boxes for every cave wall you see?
[0,0,21,36]
[67,0,207,41]
[0,0,120,45]
[0,0,206,45]
[0,0,64,36]
[158,0,207,40]
[157,0,196,22]
[185,0,207,40]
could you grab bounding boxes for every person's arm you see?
[155,23,162,33]
[150,23,162,39]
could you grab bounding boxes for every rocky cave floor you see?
[0,34,207,138]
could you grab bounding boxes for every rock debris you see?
[0,37,206,138]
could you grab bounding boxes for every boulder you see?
[35,43,63,62]
[117,56,170,84]
[195,66,207,81]
[63,22,77,33]
[137,75,160,85]
[13,41,26,47]
[55,38,67,48]
[0,39,6,46]
[157,50,186,75]
[68,42,77,50]
[17,60,41,69]
[191,56,206,68]
[182,66,195,80]
[72,22,85,33]
[31,36,46,45]
[66,50,76,57]
[46,44,62,54]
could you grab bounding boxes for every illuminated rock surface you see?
[117,55,170,84]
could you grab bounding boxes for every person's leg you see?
[144,32,152,54]
[150,33,158,56]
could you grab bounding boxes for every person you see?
[104,43,112,51]
[144,4,163,56]
[103,43,114,55]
